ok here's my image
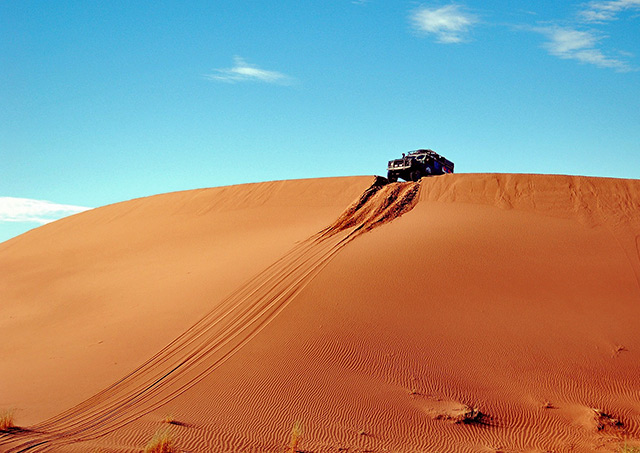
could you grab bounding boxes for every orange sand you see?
[1,174,639,452]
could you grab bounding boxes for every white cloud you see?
[411,4,477,43]
[537,26,632,71]
[543,27,597,53]
[205,56,294,84]
[579,0,640,22]
[0,197,92,224]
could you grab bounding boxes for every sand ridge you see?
[1,174,639,452]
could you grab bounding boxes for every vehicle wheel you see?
[387,171,397,183]
[410,170,422,182]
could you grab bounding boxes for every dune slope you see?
[0,177,373,424]
[1,174,639,453]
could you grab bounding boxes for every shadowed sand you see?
[1,174,639,452]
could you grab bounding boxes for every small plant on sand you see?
[592,408,623,432]
[0,410,15,431]
[461,407,481,423]
[620,443,640,453]
[285,421,303,453]
[143,428,177,453]
[161,413,187,427]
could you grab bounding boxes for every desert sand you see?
[1,174,639,452]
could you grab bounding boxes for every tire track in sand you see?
[0,177,420,453]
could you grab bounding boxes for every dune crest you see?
[1,174,639,453]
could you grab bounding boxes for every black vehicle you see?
[387,149,454,182]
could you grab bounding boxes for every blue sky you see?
[2,0,639,242]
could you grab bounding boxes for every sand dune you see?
[1,174,639,452]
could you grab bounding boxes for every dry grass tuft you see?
[435,405,484,424]
[454,406,483,424]
[285,421,303,453]
[592,408,623,432]
[161,414,188,427]
[143,428,177,453]
[0,410,15,431]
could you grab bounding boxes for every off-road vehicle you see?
[387,149,454,182]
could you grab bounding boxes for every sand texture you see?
[1,174,639,452]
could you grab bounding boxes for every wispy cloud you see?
[410,4,478,43]
[205,56,294,84]
[535,25,633,71]
[529,0,640,71]
[579,0,640,22]
[0,197,92,224]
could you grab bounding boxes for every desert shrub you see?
[0,410,15,431]
[143,429,177,453]
[286,421,303,453]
